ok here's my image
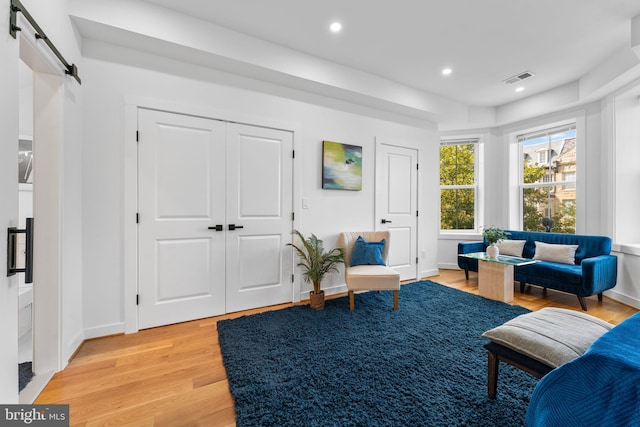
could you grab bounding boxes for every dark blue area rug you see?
[218,280,537,426]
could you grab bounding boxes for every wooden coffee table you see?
[459,252,537,303]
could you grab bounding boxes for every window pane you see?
[440,189,475,230]
[440,143,475,186]
[523,184,575,233]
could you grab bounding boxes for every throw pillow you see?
[351,236,386,266]
[533,241,578,264]
[496,240,526,257]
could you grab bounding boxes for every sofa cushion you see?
[482,307,613,368]
[533,241,578,264]
[351,236,386,266]
[518,261,582,285]
[346,265,400,290]
[496,239,526,257]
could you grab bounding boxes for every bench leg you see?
[520,281,526,293]
[577,295,588,311]
[465,269,469,280]
[393,290,398,310]
[349,291,355,311]
[487,350,499,399]
[598,292,603,302]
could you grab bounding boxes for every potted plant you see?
[287,230,345,310]
[482,226,510,259]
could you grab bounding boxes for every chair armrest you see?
[458,241,485,254]
[580,255,618,295]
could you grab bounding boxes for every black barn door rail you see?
[9,0,81,84]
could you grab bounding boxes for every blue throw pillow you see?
[351,236,386,266]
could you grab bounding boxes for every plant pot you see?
[487,243,499,259]
[309,290,325,310]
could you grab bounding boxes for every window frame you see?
[517,123,577,233]
[439,137,481,233]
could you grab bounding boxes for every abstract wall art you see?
[322,140,362,191]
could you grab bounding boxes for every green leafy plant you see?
[482,226,510,245]
[287,230,345,294]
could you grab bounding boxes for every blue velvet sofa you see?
[457,230,617,310]
[526,311,640,426]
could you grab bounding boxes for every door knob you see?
[229,224,244,231]
[381,219,392,224]
[208,225,223,231]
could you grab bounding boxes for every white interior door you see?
[138,110,294,328]
[138,109,226,329]
[225,123,294,312]
[376,142,419,280]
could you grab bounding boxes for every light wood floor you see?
[35,270,638,426]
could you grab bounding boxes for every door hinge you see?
[291,274,295,283]
[416,210,419,217]
[416,257,419,264]
[291,212,295,221]
[416,163,419,170]
[136,213,139,223]
[292,150,295,159]
[136,131,139,142]
[136,294,139,305]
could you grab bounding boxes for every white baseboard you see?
[19,370,54,404]
[420,268,440,279]
[437,263,460,271]
[64,329,85,365]
[299,284,348,301]
[84,322,125,340]
[604,289,640,310]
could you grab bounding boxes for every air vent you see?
[503,71,535,85]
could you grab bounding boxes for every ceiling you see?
[137,0,640,107]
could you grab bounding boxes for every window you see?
[537,150,548,164]
[440,139,478,230]
[519,124,576,233]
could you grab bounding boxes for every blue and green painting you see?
[322,141,362,190]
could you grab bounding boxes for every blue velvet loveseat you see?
[457,230,617,310]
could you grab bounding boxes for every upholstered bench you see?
[481,307,613,398]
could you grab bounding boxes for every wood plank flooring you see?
[35,270,638,426]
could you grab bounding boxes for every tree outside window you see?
[440,141,477,230]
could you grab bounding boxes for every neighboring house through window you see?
[519,124,577,233]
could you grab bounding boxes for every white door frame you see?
[122,98,302,334]
[19,27,65,389]
[375,137,421,281]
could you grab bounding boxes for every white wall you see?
[80,40,438,335]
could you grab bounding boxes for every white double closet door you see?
[137,109,293,329]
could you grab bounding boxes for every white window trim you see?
[439,136,483,234]
[507,113,585,233]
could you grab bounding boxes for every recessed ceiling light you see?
[515,86,525,92]
[330,22,342,33]
[442,68,453,76]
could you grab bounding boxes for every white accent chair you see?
[337,231,401,311]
